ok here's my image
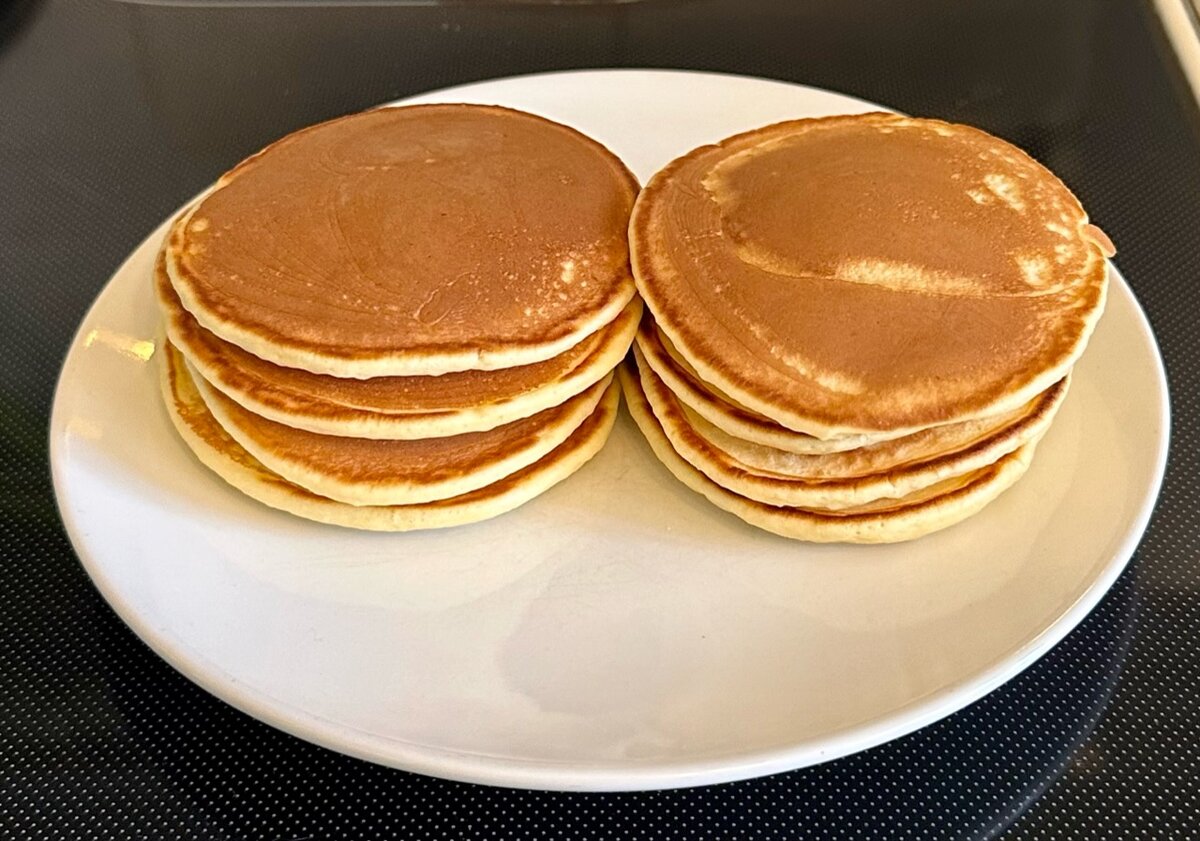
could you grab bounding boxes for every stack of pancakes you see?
[626,113,1114,543]
[156,105,640,531]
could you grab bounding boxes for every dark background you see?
[3,0,1198,837]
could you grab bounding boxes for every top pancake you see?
[630,112,1112,439]
[168,104,640,377]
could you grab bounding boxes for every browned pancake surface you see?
[172,104,638,363]
[161,340,620,520]
[157,251,635,417]
[198,371,609,488]
[631,113,1110,436]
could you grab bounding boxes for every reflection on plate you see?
[49,70,1169,791]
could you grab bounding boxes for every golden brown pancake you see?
[636,314,1060,470]
[618,364,1038,543]
[168,104,640,377]
[160,339,621,532]
[681,392,1048,480]
[631,347,1062,509]
[156,249,640,438]
[630,112,1112,438]
[186,347,612,507]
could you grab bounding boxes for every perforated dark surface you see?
[2,0,1198,837]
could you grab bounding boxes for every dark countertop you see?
[3,0,1198,837]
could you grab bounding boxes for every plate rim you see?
[48,68,1172,791]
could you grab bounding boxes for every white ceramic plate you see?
[50,70,1169,791]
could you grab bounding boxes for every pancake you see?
[677,371,1067,480]
[681,394,1048,479]
[630,112,1112,439]
[632,346,1062,509]
[160,340,620,531]
[635,318,895,455]
[619,364,1038,543]
[167,104,639,377]
[156,250,640,438]
[184,344,612,507]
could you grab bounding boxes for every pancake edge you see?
[165,267,641,437]
[633,345,1063,509]
[160,344,621,532]
[189,353,613,507]
[619,363,1039,544]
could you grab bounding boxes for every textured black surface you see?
[2,0,1198,837]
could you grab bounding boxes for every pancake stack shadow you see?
[155,104,640,531]
[625,113,1113,543]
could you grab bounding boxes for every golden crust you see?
[160,339,620,531]
[618,363,1038,544]
[168,104,639,377]
[632,346,1063,509]
[188,350,612,507]
[630,112,1109,438]
[157,248,640,438]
